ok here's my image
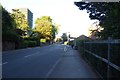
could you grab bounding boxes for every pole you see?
[107,37,111,80]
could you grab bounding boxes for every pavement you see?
[47,49,98,78]
[2,44,99,79]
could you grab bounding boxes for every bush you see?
[23,36,40,46]
[24,36,38,41]
[18,40,36,48]
[76,39,85,53]
[27,41,36,47]
[2,31,20,42]
[69,40,74,46]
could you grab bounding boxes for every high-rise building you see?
[18,8,33,28]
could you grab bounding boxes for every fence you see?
[82,39,120,79]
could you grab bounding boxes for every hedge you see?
[2,31,20,42]
[18,40,36,48]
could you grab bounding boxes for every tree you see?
[56,38,62,43]
[52,23,59,40]
[61,33,68,43]
[89,21,103,39]
[11,9,30,36]
[2,7,20,42]
[2,7,15,32]
[74,2,120,39]
[34,16,59,41]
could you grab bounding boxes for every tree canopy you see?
[2,7,15,32]
[61,33,68,42]
[2,7,20,41]
[74,2,120,39]
[11,9,30,36]
[34,16,59,41]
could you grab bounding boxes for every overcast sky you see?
[1,0,97,37]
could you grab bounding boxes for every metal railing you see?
[83,39,120,79]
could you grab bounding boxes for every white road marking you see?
[3,62,8,65]
[27,48,31,49]
[24,52,43,58]
[0,62,8,65]
[45,58,61,78]
[64,46,67,52]
[24,55,32,58]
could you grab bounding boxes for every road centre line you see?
[24,52,44,58]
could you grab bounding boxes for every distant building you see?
[18,8,33,28]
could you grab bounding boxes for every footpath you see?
[47,47,100,78]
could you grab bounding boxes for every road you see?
[2,44,99,78]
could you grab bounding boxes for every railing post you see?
[83,40,85,57]
[107,37,111,79]
[89,42,92,62]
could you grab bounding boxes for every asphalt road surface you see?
[2,44,99,78]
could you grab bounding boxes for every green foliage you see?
[56,38,62,42]
[19,40,36,48]
[24,36,38,41]
[34,16,59,41]
[2,7,20,42]
[23,36,40,46]
[27,41,36,47]
[110,44,120,67]
[34,16,53,40]
[76,39,120,78]
[2,7,15,32]
[53,23,59,34]
[84,42,120,78]
[11,9,30,36]
[52,24,59,40]
[76,39,85,55]
[76,39,84,48]
[2,31,20,42]
[61,33,68,43]
[69,40,74,46]
[74,2,120,39]
[40,39,46,43]
[2,8,59,49]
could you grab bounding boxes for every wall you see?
[2,41,15,51]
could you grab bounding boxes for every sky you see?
[1,0,97,37]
